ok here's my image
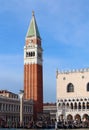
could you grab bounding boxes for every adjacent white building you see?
[56,68,89,122]
[0,90,33,127]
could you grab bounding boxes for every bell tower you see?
[24,11,43,119]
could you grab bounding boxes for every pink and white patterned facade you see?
[56,68,89,121]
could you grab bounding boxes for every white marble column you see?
[19,90,24,127]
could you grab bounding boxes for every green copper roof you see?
[26,11,41,39]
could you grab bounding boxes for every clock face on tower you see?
[29,39,33,43]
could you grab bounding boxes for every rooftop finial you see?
[26,10,41,38]
[32,11,34,16]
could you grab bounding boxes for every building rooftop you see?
[0,90,18,99]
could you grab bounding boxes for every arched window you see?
[87,102,89,109]
[87,83,89,91]
[67,83,74,92]
[74,102,77,109]
[78,102,81,109]
[82,102,85,109]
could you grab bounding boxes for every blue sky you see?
[0,0,89,102]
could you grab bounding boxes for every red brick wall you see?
[24,64,43,118]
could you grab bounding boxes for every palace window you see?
[67,83,74,92]
[87,82,89,91]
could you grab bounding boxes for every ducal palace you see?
[56,68,89,122]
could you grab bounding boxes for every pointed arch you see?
[67,83,74,92]
[82,114,88,120]
[74,114,81,121]
[66,103,69,109]
[62,102,65,107]
[87,82,89,91]
[78,102,81,109]
[87,102,89,109]
[70,103,73,109]
[82,102,85,109]
[74,102,77,109]
[67,114,73,121]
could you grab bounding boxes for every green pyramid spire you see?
[26,11,41,39]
